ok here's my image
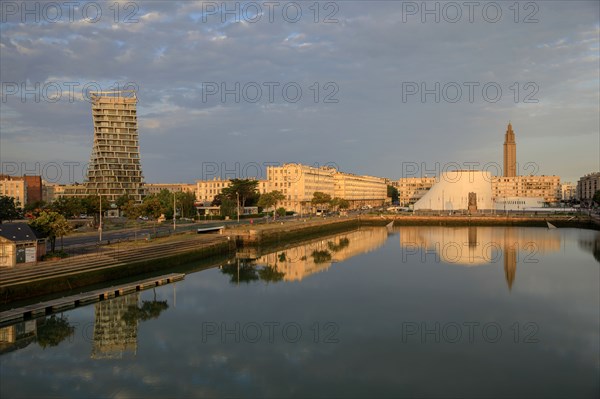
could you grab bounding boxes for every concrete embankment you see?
[227,217,366,246]
[0,234,233,304]
[367,214,598,229]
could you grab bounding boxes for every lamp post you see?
[98,194,103,243]
[236,191,240,224]
[173,191,176,231]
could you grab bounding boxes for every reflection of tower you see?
[503,229,517,290]
[91,293,139,359]
[85,90,145,204]
[468,226,477,248]
[503,123,517,177]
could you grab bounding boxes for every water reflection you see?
[0,315,76,355]
[222,227,389,283]
[91,292,170,359]
[397,226,563,290]
[578,231,600,263]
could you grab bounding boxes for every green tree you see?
[0,196,19,223]
[30,211,72,252]
[220,197,237,218]
[37,315,75,349]
[115,194,132,213]
[122,299,169,325]
[221,179,260,209]
[258,190,285,219]
[51,197,84,218]
[387,185,399,204]
[276,207,287,217]
[81,195,109,227]
[122,199,140,220]
[140,196,165,219]
[330,197,350,212]
[593,190,600,206]
[24,200,48,214]
[258,265,285,283]
[176,191,197,218]
[311,192,332,211]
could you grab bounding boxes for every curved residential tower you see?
[85,90,145,203]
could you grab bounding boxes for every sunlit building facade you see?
[84,90,145,204]
[391,177,436,206]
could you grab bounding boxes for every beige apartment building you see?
[492,175,561,204]
[266,164,337,213]
[195,178,269,204]
[0,176,27,207]
[391,177,436,206]
[577,172,600,204]
[561,182,576,202]
[334,172,387,208]
[145,183,196,196]
[196,164,388,213]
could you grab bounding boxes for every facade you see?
[577,172,600,204]
[0,176,27,207]
[42,183,84,202]
[561,182,576,202]
[333,172,387,209]
[21,176,42,204]
[83,90,145,204]
[0,223,46,268]
[195,178,269,204]
[492,175,561,204]
[391,177,436,206]
[196,164,388,213]
[413,170,495,211]
[146,183,196,196]
[503,123,517,177]
[266,164,337,213]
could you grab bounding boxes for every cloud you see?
[1,1,598,183]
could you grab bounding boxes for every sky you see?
[1,0,598,184]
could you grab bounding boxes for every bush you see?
[42,250,69,260]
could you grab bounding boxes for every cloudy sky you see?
[1,0,598,184]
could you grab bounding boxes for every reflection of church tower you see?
[503,229,517,290]
[91,294,139,359]
[503,123,517,177]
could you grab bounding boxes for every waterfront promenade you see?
[0,233,231,304]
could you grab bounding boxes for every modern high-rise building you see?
[85,90,145,203]
[503,123,517,177]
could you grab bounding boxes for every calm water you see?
[1,226,599,398]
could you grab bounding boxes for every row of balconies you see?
[96,140,137,147]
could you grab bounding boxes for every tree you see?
[276,207,287,217]
[311,192,332,211]
[593,190,600,206]
[122,299,169,325]
[221,179,260,209]
[115,194,132,213]
[37,315,75,349]
[139,196,165,219]
[122,199,140,220]
[331,197,350,212]
[258,191,286,219]
[176,191,197,218]
[81,195,109,227]
[387,185,399,205]
[51,197,83,218]
[29,211,72,252]
[0,196,19,223]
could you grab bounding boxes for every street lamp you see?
[236,191,240,224]
[173,191,176,231]
[98,194,103,243]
